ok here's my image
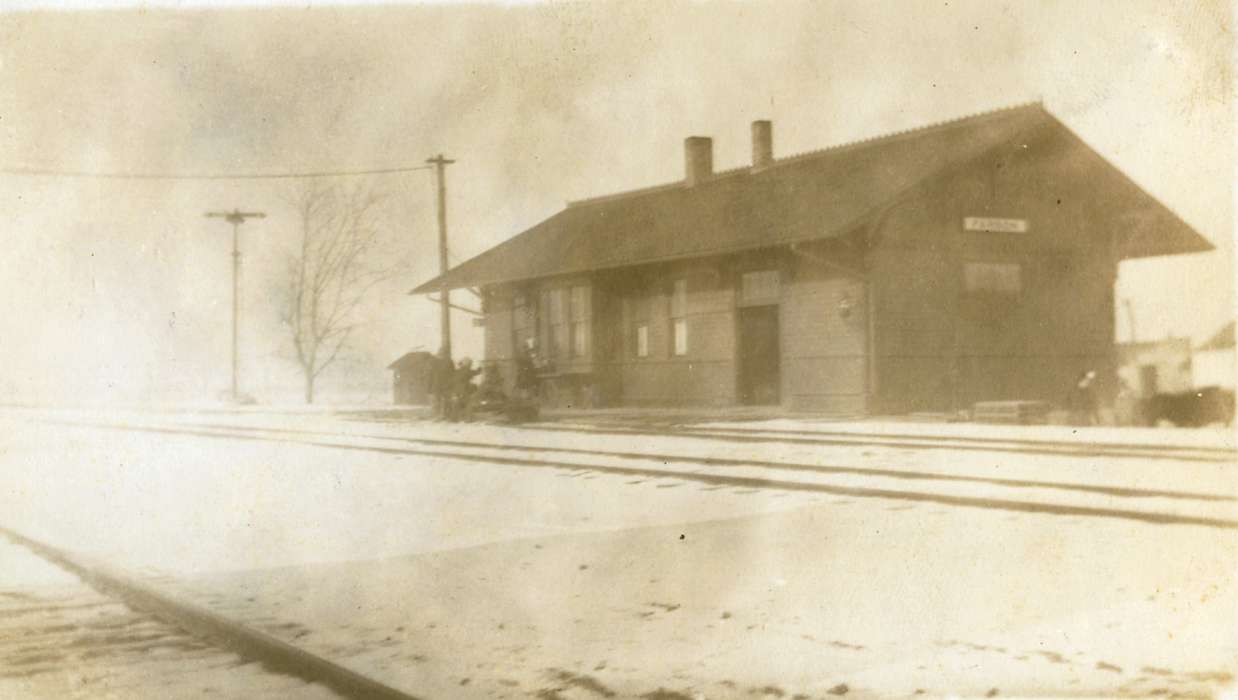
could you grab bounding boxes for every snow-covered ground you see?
[1,408,1235,698]
[695,417,1236,451]
[0,535,345,700]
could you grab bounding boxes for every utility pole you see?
[205,209,266,403]
[426,154,455,361]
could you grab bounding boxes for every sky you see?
[0,0,1232,404]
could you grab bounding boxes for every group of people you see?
[427,350,481,421]
[427,340,543,422]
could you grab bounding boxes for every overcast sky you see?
[0,0,1232,403]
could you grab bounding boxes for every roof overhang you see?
[411,104,1216,293]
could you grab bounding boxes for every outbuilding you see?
[387,351,435,406]
[1117,337,1194,398]
[1194,321,1236,391]
[413,103,1212,414]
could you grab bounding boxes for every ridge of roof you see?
[1197,320,1236,351]
[387,350,432,369]
[565,101,1046,209]
[732,100,1046,172]
[565,179,682,208]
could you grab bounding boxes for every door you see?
[739,305,781,405]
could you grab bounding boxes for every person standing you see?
[1068,369,1100,426]
[515,339,539,402]
[451,357,481,421]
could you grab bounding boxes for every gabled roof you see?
[1198,321,1235,352]
[387,350,433,371]
[414,103,1213,293]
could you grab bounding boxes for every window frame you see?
[670,278,688,356]
[739,269,781,307]
[963,261,1023,296]
[630,287,652,360]
[635,323,650,358]
[569,285,591,358]
[551,288,569,358]
[512,290,532,349]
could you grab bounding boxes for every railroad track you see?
[16,413,1238,531]
[2,411,1236,699]
[0,528,419,700]
[339,410,1236,462]
[523,420,1237,464]
[178,420,1238,504]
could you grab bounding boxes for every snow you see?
[1,407,1235,698]
[694,418,1237,452]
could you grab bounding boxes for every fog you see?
[0,1,1231,404]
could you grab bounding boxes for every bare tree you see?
[282,180,395,404]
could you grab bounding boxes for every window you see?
[572,324,587,358]
[670,279,688,356]
[636,324,650,358]
[740,270,780,306]
[538,289,552,357]
[546,288,568,359]
[964,262,1022,294]
[672,320,688,356]
[569,285,590,358]
[513,291,532,349]
[549,288,565,323]
[631,289,652,359]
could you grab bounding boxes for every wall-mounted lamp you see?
[838,292,854,319]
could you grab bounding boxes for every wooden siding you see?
[870,127,1118,413]
[474,126,1129,414]
[616,262,737,406]
[780,254,868,412]
[480,289,518,394]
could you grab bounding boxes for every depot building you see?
[413,103,1211,413]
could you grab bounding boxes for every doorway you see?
[738,305,781,405]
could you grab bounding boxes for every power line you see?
[0,164,434,180]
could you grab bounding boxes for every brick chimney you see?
[684,136,713,186]
[751,120,773,170]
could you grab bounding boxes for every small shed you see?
[387,351,435,405]
[1117,337,1194,398]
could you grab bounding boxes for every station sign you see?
[963,216,1029,233]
